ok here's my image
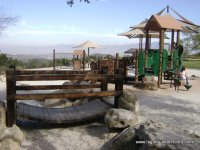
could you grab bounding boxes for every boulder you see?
[0,102,6,126]
[1,139,20,150]
[73,99,82,106]
[118,90,138,113]
[45,98,65,108]
[104,109,138,129]
[0,125,24,150]
[143,76,158,91]
[1,125,24,143]
[64,99,73,107]
[104,120,200,150]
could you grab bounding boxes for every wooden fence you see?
[6,67,123,127]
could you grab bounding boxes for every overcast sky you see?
[0,0,200,54]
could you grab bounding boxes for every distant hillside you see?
[1,42,168,61]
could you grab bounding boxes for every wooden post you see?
[124,59,128,77]
[158,29,164,88]
[53,49,55,70]
[115,53,119,73]
[6,67,16,127]
[135,49,139,85]
[82,50,86,71]
[114,76,123,108]
[145,30,149,68]
[170,29,174,69]
[101,77,108,91]
[88,47,90,56]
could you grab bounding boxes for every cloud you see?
[20,20,28,25]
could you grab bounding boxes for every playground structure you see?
[52,49,86,70]
[119,5,199,88]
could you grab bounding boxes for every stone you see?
[73,99,82,106]
[62,81,72,85]
[118,90,138,113]
[0,102,6,126]
[45,98,65,108]
[104,120,200,150]
[1,139,20,150]
[64,99,73,107]
[143,76,158,91]
[0,125,24,150]
[104,109,138,129]
[1,125,24,143]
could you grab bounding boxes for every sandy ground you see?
[0,69,200,150]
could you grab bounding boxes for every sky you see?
[0,0,200,54]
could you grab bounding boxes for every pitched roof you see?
[145,14,184,31]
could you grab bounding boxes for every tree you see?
[181,32,194,56]
[193,28,200,49]
[66,0,91,7]
[0,5,17,36]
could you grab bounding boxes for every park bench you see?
[6,67,123,127]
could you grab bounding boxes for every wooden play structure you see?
[120,6,199,88]
[6,66,123,127]
[72,50,86,70]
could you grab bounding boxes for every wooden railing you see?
[6,67,123,127]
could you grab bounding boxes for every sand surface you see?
[0,69,200,150]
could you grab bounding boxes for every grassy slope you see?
[183,59,200,69]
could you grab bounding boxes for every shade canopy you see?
[124,48,137,54]
[145,14,184,32]
[73,40,101,49]
[73,40,101,56]
[118,28,169,39]
[130,6,199,33]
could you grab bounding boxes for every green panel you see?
[138,51,144,75]
[162,49,168,71]
[173,49,179,71]
[153,50,160,76]
[147,49,154,68]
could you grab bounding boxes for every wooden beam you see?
[16,84,101,91]
[114,78,123,108]
[158,29,165,88]
[135,49,139,85]
[6,69,16,127]
[12,91,121,100]
[170,29,175,69]
[14,70,93,75]
[145,30,149,68]
[14,74,123,81]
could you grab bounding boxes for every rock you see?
[73,99,82,106]
[62,81,72,85]
[0,102,6,126]
[0,125,24,150]
[45,98,65,108]
[44,90,65,108]
[64,99,73,107]
[1,139,20,150]
[104,120,200,150]
[143,76,158,91]
[104,109,138,129]
[118,90,138,113]
[1,125,24,143]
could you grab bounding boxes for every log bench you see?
[6,67,123,127]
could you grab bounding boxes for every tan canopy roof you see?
[118,28,168,39]
[73,40,101,49]
[73,50,85,56]
[145,14,184,32]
